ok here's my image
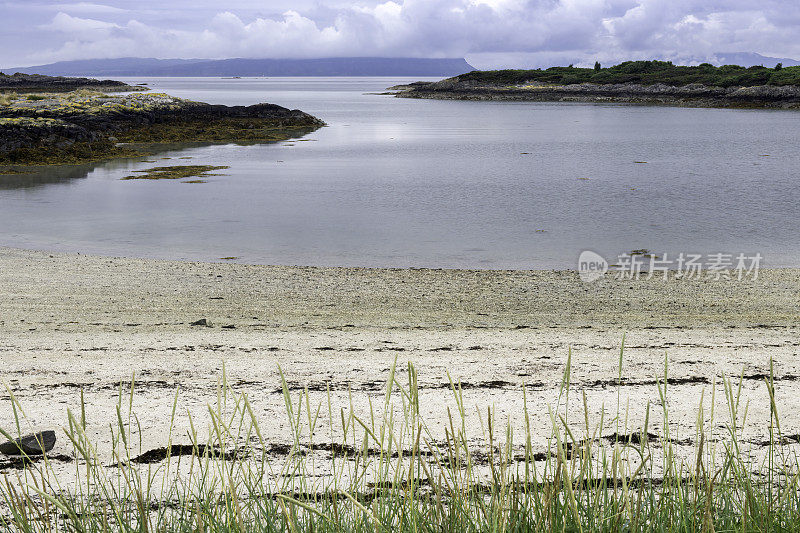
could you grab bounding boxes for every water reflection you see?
[1,161,110,190]
[2,77,800,269]
[0,130,319,191]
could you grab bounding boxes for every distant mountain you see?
[3,57,475,77]
[713,52,800,67]
[2,58,209,77]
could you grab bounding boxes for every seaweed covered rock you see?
[0,91,324,165]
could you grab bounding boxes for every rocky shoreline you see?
[0,90,324,167]
[0,72,145,93]
[393,79,800,109]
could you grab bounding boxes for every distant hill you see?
[714,52,800,68]
[2,58,208,77]
[3,57,476,77]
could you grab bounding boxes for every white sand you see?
[1,246,798,479]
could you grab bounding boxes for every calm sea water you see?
[2,76,799,269]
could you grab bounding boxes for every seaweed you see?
[0,140,142,166]
[116,119,320,144]
[120,165,229,181]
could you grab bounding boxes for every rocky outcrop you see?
[386,81,436,91]
[0,117,93,153]
[0,72,144,93]
[0,92,324,165]
[396,79,800,109]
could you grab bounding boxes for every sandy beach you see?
[1,246,799,478]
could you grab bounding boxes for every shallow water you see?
[1,76,799,269]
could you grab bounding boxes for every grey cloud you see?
[2,0,799,68]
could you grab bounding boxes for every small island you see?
[0,72,146,93]
[393,60,800,109]
[0,74,324,169]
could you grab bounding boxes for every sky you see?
[1,0,799,68]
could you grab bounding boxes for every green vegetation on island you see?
[395,61,800,109]
[456,60,800,87]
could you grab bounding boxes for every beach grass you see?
[1,346,799,532]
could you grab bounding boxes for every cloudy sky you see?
[2,0,799,68]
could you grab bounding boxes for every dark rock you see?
[190,318,211,327]
[396,79,800,109]
[385,81,436,91]
[0,430,56,456]
[0,72,140,93]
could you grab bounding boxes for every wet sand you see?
[1,246,799,477]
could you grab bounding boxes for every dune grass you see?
[1,346,799,532]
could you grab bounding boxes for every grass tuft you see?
[1,346,799,531]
